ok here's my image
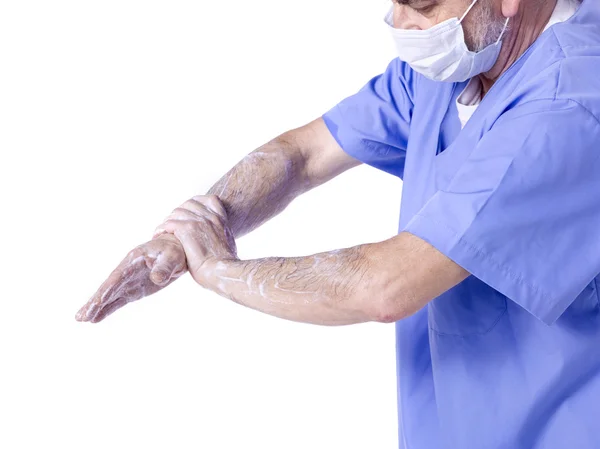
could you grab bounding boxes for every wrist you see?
[193,256,239,290]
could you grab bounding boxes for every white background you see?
[1,1,403,447]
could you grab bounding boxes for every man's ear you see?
[501,0,521,18]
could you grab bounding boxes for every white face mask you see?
[385,0,509,82]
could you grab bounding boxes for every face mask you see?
[384,0,509,82]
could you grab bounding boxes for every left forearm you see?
[198,245,386,326]
[160,197,469,326]
[156,193,471,326]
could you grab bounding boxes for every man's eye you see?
[415,5,435,14]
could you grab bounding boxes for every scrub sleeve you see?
[403,99,600,324]
[322,59,414,179]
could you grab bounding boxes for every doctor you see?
[76,0,600,447]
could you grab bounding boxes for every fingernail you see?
[151,270,168,285]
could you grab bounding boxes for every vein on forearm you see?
[206,135,311,239]
[205,245,378,326]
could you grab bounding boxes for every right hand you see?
[75,233,188,323]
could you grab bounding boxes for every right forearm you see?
[206,133,311,239]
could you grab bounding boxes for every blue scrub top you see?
[323,1,600,448]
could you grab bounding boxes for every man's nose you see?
[393,5,424,30]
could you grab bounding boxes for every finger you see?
[81,282,123,322]
[77,270,122,320]
[76,299,92,321]
[137,235,186,284]
[196,195,227,218]
[180,198,211,216]
[189,198,226,228]
[159,219,203,253]
[75,272,122,321]
[160,219,199,238]
[178,200,225,228]
[153,233,183,250]
[153,212,204,239]
[89,269,149,322]
[155,200,221,240]
[150,248,187,285]
[152,225,173,239]
[152,228,169,239]
[170,228,211,277]
[153,208,201,238]
[149,265,171,285]
[169,207,207,221]
[149,254,175,286]
[76,247,149,322]
[91,297,128,323]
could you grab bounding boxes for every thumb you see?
[149,260,175,286]
[172,229,207,280]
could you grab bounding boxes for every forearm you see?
[198,244,388,326]
[206,132,311,239]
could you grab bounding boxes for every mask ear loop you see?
[458,0,510,45]
[495,17,510,44]
[459,0,480,23]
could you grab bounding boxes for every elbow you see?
[372,308,406,324]
[369,295,410,324]
[375,313,402,324]
[358,277,407,324]
[367,283,424,324]
[357,252,424,324]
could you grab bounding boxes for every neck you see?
[479,0,558,95]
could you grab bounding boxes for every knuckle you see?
[204,213,221,225]
[198,214,212,224]
[162,220,177,233]
[127,248,143,259]
[205,195,225,212]
[183,221,197,231]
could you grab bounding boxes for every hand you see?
[75,233,187,323]
[153,195,238,286]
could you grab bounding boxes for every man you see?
[76,0,600,447]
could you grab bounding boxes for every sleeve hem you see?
[321,110,357,160]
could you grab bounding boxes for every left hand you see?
[75,233,187,323]
[153,194,238,286]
